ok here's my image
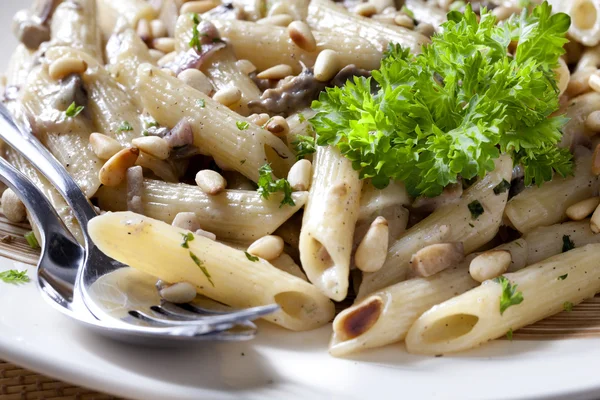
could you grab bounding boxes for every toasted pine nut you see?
[265,116,289,137]
[256,64,293,80]
[592,143,600,176]
[314,49,340,82]
[180,0,218,14]
[287,159,312,191]
[177,69,213,94]
[247,235,285,261]
[591,203,600,233]
[410,242,465,277]
[415,22,435,37]
[172,212,202,231]
[150,19,167,38]
[394,14,414,29]
[195,228,216,240]
[567,67,595,97]
[566,197,600,221]
[136,18,152,42]
[236,59,257,75]
[48,56,87,80]
[368,0,394,13]
[132,136,170,160]
[288,21,317,52]
[469,250,511,283]
[1,189,26,223]
[149,49,165,63]
[354,3,377,17]
[355,216,389,272]
[159,282,197,303]
[249,113,270,126]
[257,14,294,26]
[195,169,227,195]
[152,37,176,53]
[590,72,600,93]
[213,86,241,106]
[555,58,570,97]
[267,2,290,16]
[157,51,177,67]
[437,0,452,10]
[89,132,123,160]
[98,147,140,187]
[586,110,600,132]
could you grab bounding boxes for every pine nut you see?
[469,250,511,283]
[355,216,389,272]
[567,67,595,97]
[265,116,289,137]
[152,37,176,53]
[288,21,317,52]
[159,281,197,303]
[354,3,377,17]
[314,49,340,82]
[267,2,290,16]
[136,18,152,42]
[149,49,165,63]
[48,56,87,80]
[236,59,257,75]
[415,22,435,37]
[89,132,123,160]
[590,72,600,93]
[368,0,394,13]
[592,143,600,176]
[150,19,167,38]
[1,189,26,223]
[157,51,177,67]
[213,86,241,106]
[287,159,312,191]
[566,197,600,220]
[132,136,170,160]
[586,110,600,132]
[257,15,294,27]
[394,14,415,29]
[177,69,213,95]
[195,228,216,240]
[249,113,270,126]
[555,58,570,96]
[180,0,218,14]
[247,235,285,261]
[591,202,600,233]
[256,64,293,80]
[410,242,465,277]
[172,212,202,231]
[98,147,140,187]
[195,169,227,195]
[161,68,176,77]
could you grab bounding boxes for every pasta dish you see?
[3,0,600,357]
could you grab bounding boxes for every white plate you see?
[2,2,600,399]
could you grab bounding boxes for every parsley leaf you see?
[257,164,295,207]
[24,231,39,249]
[563,301,573,312]
[197,99,205,108]
[494,276,524,315]
[291,135,316,160]
[189,13,202,52]
[0,269,30,284]
[236,121,250,130]
[65,102,84,118]
[118,121,133,132]
[245,251,259,262]
[298,113,306,123]
[558,273,568,280]
[562,235,575,253]
[190,251,214,286]
[310,2,572,197]
[400,5,414,18]
[468,200,484,219]
[506,328,513,341]
[180,232,194,248]
[493,179,511,195]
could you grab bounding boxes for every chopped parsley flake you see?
[245,251,259,262]
[180,232,194,248]
[24,231,39,249]
[257,164,295,207]
[562,235,575,253]
[240,159,246,165]
[291,135,316,160]
[190,251,214,286]
[298,113,306,122]
[189,13,202,52]
[494,276,524,315]
[400,5,414,18]
[506,328,513,341]
[0,269,30,284]
[493,179,511,195]
[197,99,205,108]
[558,273,568,280]
[563,301,573,312]
[468,200,484,219]
[118,121,133,132]
[236,121,250,130]
[65,102,84,118]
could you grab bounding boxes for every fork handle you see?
[0,104,98,247]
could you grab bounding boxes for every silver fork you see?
[0,103,278,342]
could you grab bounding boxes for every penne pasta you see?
[88,211,335,331]
[357,155,513,299]
[96,0,157,38]
[95,179,308,242]
[299,145,362,301]
[50,0,104,61]
[404,0,446,31]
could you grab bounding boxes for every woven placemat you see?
[0,361,122,399]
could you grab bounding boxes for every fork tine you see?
[151,304,258,330]
[128,310,236,331]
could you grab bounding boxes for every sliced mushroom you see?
[410,242,465,278]
[164,119,194,148]
[126,166,144,214]
[51,74,88,113]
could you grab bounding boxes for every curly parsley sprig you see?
[257,164,295,207]
[310,2,572,197]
